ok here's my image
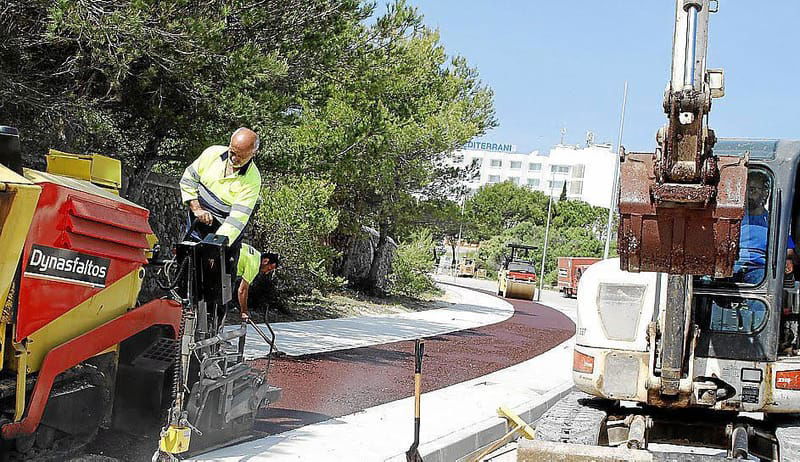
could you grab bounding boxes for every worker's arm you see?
[187,199,213,225]
[181,148,215,225]
[180,153,204,203]
[238,279,250,321]
[216,174,260,243]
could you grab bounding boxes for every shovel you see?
[406,339,425,462]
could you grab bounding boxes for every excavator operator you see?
[733,171,795,284]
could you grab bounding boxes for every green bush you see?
[250,175,344,303]
[389,229,438,297]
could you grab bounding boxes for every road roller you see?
[497,243,537,300]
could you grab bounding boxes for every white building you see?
[449,140,617,209]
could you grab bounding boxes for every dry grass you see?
[228,288,453,324]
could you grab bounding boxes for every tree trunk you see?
[365,221,390,295]
[124,157,158,203]
[123,135,162,203]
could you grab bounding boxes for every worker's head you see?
[260,252,280,276]
[229,127,260,169]
[746,171,770,212]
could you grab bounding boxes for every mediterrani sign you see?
[463,141,516,153]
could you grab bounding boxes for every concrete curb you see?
[412,382,574,462]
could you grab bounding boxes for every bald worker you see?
[180,128,262,251]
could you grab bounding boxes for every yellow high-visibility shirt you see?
[237,243,261,284]
[180,145,261,243]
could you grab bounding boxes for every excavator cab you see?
[692,139,800,364]
[690,139,800,369]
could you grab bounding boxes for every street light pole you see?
[455,191,466,278]
[537,171,556,301]
[604,81,628,259]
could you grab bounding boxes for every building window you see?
[548,180,566,190]
[527,178,540,187]
[569,181,583,195]
[571,164,585,179]
[490,159,502,168]
[510,161,522,169]
[488,175,501,183]
[508,177,520,185]
[551,165,570,174]
[529,163,541,172]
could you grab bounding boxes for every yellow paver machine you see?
[0,126,279,460]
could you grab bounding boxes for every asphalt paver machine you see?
[0,125,278,461]
[526,1,800,460]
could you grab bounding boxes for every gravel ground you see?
[228,288,456,324]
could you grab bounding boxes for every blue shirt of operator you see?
[734,213,795,283]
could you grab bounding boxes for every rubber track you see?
[776,423,800,462]
[534,391,607,445]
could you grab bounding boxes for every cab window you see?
[696,169,774,287]
[696,296,768,334]
[732,170,773,285]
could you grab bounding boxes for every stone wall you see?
[137,173,184,300]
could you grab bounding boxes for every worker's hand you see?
[787,258,794,275]
[240,312,250,322]
[192,208,213,226]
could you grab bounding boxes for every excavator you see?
[0,125,279,460]
[523,1,800,460]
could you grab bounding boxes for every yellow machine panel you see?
[0,165,42,325]
[46,149,122,191]
[18,269,143,373]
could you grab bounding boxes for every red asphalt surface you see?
[251,286,575,436]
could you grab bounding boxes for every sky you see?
[406,1,800,154]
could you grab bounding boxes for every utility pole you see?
[537,171,556,301]
[455,190,466,277]
[604,81,628,260]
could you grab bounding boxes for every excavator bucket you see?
[618,152,747,277]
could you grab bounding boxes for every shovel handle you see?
[414,339,424,373]
[413,339,424,444]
